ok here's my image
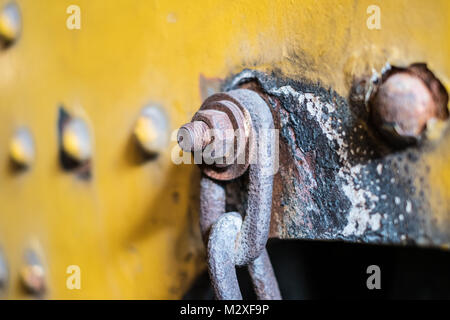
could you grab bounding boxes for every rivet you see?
[371,72,435,141]
[133,106,169,155]
[9,127,35,168]
[62,117,92,163]
[0,2,21,48]
[0,248,8,294]
[370,65,449,146]
[20,249,45,296]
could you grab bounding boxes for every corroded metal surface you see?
[247,249,281,300]
[201,175,281,300]
[186,90,254,181]
[199,175,226,243]
[207,211,243,300]
[207,211,281,300]
[227,89,276,265]
[225,70,450,248]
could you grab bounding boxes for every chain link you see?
[198,89,281,300]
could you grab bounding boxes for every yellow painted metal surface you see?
[0,0,448,298]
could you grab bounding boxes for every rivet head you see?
[0,248,9,295]
[370,64,449,146]
[9,127,35,168]
[0,2,21,48]
[133,106,169,155]
[62,117,92,163]
[371,72,436,140]
[20,250,45,295]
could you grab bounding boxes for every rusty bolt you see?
[371,71,439,145]
[177,121,211,152]
[177,91,255,181]
[178,108,235,163]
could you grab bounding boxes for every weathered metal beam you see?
[224,69,450,248]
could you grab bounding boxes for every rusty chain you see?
[179,89,281,300]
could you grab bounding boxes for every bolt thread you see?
[178,121,211,152]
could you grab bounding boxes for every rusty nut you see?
[192,109,234,163]
[177,91,253,181]
[178,108,235,165]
